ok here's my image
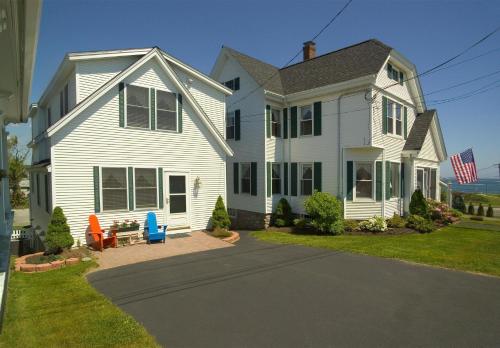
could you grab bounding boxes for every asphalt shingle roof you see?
[403,110,436,151]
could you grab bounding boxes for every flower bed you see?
[15,252,82,273]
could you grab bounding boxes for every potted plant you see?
[110,219,140,232]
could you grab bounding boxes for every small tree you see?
[452,193,466,213]
[45,207,74,254]
[486,204,494,217]
[467,203,475,215]
[477,203,485,217]
[211,196,231,230]
[7,135,29,208]
[273,198,293,227]
[304,191,343,235]
[409,189,428,217]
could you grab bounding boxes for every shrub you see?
[45,207,74,254]
[406,214,435,233]
[272,198,293,227]
[409,189,428,217]
[293,218,307,229]
[477,203,485,216]
[303,192,343,235]
[212,227,232,238]
[450,209,463,218]
[470,216,484,221]
[387,213,406,228]
[344,219,360,232]
[452,193,466,213]
[487,204,494,217]
[359,216,387,232]
[467,203,475,215]
[211,196,231,230]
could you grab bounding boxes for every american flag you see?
[450,148,478,184]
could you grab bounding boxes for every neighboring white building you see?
[211,39,447,228]
[28,47,233,246]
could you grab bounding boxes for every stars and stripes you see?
[451,148,478,184]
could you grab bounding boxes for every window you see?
[271,108,281,137]
[300,105,312,136]
[301,163,313,196]
[226,111,235,139]
[356,162,373,199]
[387,100,394,134]
[387,63,404,85]
[47,107,52,127]
[430,169,437,200]
[156,90,177,131]
[223,77,240,91]
[385,98,404,136]
[36,174,40,206]
[241,163,251,194]
[59,84,69,117]
[391,163,400,198]
[272,163,281,194]
[102,168,128,211]
[126,85,150,128]
[395,104,402,136]
[417,167,436,199]
[135,168,157,209]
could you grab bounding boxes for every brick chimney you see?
[303,41,316,61]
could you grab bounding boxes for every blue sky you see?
[7,0,500,178]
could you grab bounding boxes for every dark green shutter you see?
[382,96,388,134]
[265,105,271,138]
[346,161,353,200]
[234,77,240,90]
[119,83,125,127]
[376,161,382,201]
[266,162,271,197]
[251,162,257,196]
[150,88,156,130]
[284,162,288,195]
[313,101,322,136]
[399,71,404,85]
[314,162,322,192]
[291,162,298,196]
[235,109,241,141]
[400,163,405,199]
[290,106,297,138]
[283,108,288,139]
[158,168,164,209]
[403,107,408,139]
[93,166,100,213]
[177,93,183,133]
[385,162,391,200]
[128,167,134,210]
[387,63,392,79]
[233,163,239,194]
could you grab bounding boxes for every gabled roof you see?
[223,39,392,95]
[403,109,447,161]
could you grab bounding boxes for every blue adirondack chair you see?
[145,212,167,243]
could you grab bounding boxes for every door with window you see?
[164,172,190,232]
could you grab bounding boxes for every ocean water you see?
[443,178,500,194]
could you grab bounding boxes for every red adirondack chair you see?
[88,214,117,251]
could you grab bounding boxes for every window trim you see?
[125,84,151,130]
[100,166,129,212]
[271,108,282,138]
[385,98,404,138]
[134,167,159,210]
[354,161,374,201]
[390,162,401,199]
[299,104,313,137]
[240,162,252,195]
[155,88,178,133]
[271,162,282,195]
[300,162,313,196]
[387,63,404,85]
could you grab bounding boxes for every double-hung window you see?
[223,77,240,91]
[271,108,281,137]
[300,163,313,196]
[395,104,402,136]
[391,163,400,198]
[241,163,251,194]
[157,90,177,131]
[102,167,128,211]
[126,85,150,128]
[300,105,313,136]
[387,100,394,134]
[356,162,373,199]
[387,63,404,85]
[226,111,235,139]
[135,168,158,209]
[385,98,404,137]
[272,163,281,194]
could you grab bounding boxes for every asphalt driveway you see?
[88,231,500,347]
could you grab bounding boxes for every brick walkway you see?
[91,231,233,270]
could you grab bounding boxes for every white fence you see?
[10,228,33,241]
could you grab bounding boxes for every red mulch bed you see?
[266,226,418,235]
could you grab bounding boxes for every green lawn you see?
[252,224,500,277]
[462,193,500,207]
[0,261,159,347]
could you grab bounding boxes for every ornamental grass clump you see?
[272,198,293,227]
[409,189,428,217]
[387,213,406,228]
[487,204,494,217]
[211,196,231,231]
[359,216,387,232]
[45,207,74,254]
[406,214,436,233]
[303,192,343,235]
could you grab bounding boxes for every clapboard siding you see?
[345,201,382,219]
[419,132,439,161]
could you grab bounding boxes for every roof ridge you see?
[223,45,280,70]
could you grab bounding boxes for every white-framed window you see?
[395,104,402,136]
[416,167,437,199]
[226,111,235,139]
[355,162,373,199]
[391,162,400,198]
[272,163,281,194]
[223,77,240,91]
[385,98,404,137]
[156,90,177,131]
[134,168,158,209]
[387,63,404,85]
[300,105,313,136]
[101,167,128,211]
[241,163,251,194]
[271,108,281,137]
[126,85,150,129]
[387,100,394,134]
[300,163,313,196]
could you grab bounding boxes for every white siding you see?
[419,131,439,162]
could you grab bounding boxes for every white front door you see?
[164,172,190,233]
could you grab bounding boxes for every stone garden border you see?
[14,252,81,273]
[222,231,240,244]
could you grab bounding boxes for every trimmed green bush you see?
[212,227,232,238]
[477,203,485,216]
[467,203,475,215]
[487,204,494,217]
[304,192,343,235]
[452,193,466,213]
[293,218,307,229]
[387,213,406,228]
[409,189,428,217]
[359,216,387,232]
[211,196,231,230]
[343,219,359,232]
[272,198,293,227]
[406,214,435,233]
[45,207,74,254]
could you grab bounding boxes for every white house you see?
[211,39,447,228]
[28,47,233,246]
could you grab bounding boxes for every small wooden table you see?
[110,228,143,246]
